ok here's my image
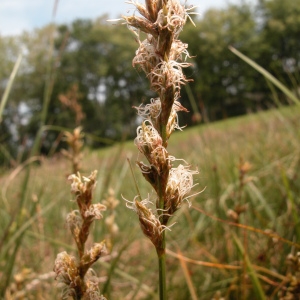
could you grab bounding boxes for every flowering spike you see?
[80,242,106,277]
[54,169,107,299]
[123,0,198,297]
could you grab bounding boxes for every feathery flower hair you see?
[123,1,198,298]
[124,0,198,251]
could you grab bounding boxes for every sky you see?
[0,0,257,36]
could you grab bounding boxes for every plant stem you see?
[0,53,22,124]
[158,230,167,300]
[161,125,167,147]
[157,177,167,300]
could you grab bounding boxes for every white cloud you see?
[0,0,39,11]
[0,0,53,35]
[0,0,129,36]
[0,15,31,36]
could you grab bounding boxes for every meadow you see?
[1,104,300,299]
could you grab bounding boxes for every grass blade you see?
[0,53,23,123]
[229,46,300,106]
[232,232,266,300]
[246,181,276,222]
[177,248,198,300]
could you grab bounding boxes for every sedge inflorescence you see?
[123,0,198,253]
[54,171,107,300]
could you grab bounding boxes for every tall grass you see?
[1,105,299,299]
[0,53,23,124]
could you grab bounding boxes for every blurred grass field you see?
[1,104,300,299]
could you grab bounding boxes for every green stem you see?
[0,53,23,124]
[158,121,168,300]
[157,181,167,299]
[158,231,167,300]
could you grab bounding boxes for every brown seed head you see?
[80,242,106,277]
[135,199,163,249]
[54,251,78,285]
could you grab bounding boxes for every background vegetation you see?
[0,0,299,163]
[1,106,300,299]
[1,0,300,299]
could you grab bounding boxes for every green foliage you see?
[181,3,260,121]
[0,0,300,158]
